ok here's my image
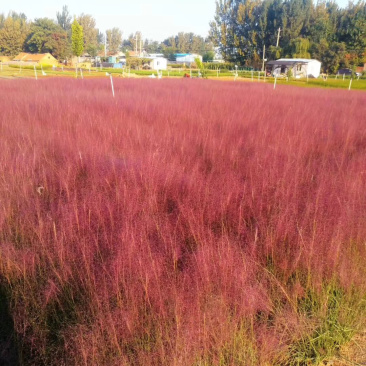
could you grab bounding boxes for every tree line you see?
[122,31,214,60]
[209,0,366,72]
[0,6,214,61]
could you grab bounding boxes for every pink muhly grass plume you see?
[0,78,365,365]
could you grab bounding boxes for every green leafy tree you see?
[281,0,312,56]
[8,11,27,22]
[310,39,347,73]
[86,44,101,58]
[290,37,311,58]
[25,18,68,59]
[0,16,29,55]
[203,50,215,62]
[71,19,84,58]
[268,45,282,59]
[0,13,5,28]
[309,1,332,44]
[49,31,70,60]
[77,14,98,52]
[210,0,262,65]
[161,32,212,56]
[122,33,136,51]
[56,5,72,31]
[190,33,208,54]
[106,27,122,54]
[176,32,190,53]
[162,47,177,60]
[338,2,366,64]
[162,35,177,54]
[143,39,162,53]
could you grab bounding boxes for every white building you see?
[149,57,167,71]
[266,58,322,78]
[148,53,164,58]
[175,53,202,64]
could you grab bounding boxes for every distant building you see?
[337,68,353,76]
[175,53,202,64]
[266,58,321,78]
[128,50,148,58]
[12,52,58,67]
[149,57,167,71]
[148,53,164,58]
[355,64,366,74]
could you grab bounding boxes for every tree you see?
[71,19,84,58]
[48,31,70,60]
[143,39,162,53]
[310,39,347,73]
[268,45,282,60]
[309,1,331,44]
[190,33,207,54]
[122,33,135,51]
[161,32,212,56]
[26,18,67,56]
[0,13,5,29]
[209,0,262,65]
[86,43,101,58]
[290,37,311,58]
[77,14,98,52]
[8,11,27,22]
[203,50,215,62]
[106,28,122,54]
[162,35,177,54]
[338,2,366,64]
[210,0,322,65]
[176,32,190,53]
[0,16,29,55]
[56,5,71,31]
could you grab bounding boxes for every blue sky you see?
[2,0,349,42]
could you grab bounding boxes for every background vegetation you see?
[1,0,365,73]
[210,0,366,72]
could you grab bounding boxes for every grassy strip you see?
[1,64,366,90]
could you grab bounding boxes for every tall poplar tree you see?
[71,19,83,58]
[0,16,29,55]
[106,28,122,54]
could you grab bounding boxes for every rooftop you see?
[13,52,54,61]
[267,58,320,66]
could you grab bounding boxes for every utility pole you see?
[276,27,281,48]
[104,31,107,57]
[135,34,138,55]
[262,45,266,72]
[140,36,142,57]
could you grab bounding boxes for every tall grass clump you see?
[0,78,365,365]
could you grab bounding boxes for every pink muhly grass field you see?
[0,78,366,365]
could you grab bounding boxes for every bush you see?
[287,68,293,80]
[8,64,54,70]
[126,57,151,70]
[169,64,185,69]
[204,62,234,70]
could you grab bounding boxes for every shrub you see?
[8,64,53,70]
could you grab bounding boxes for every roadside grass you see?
[273,76,366,90]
